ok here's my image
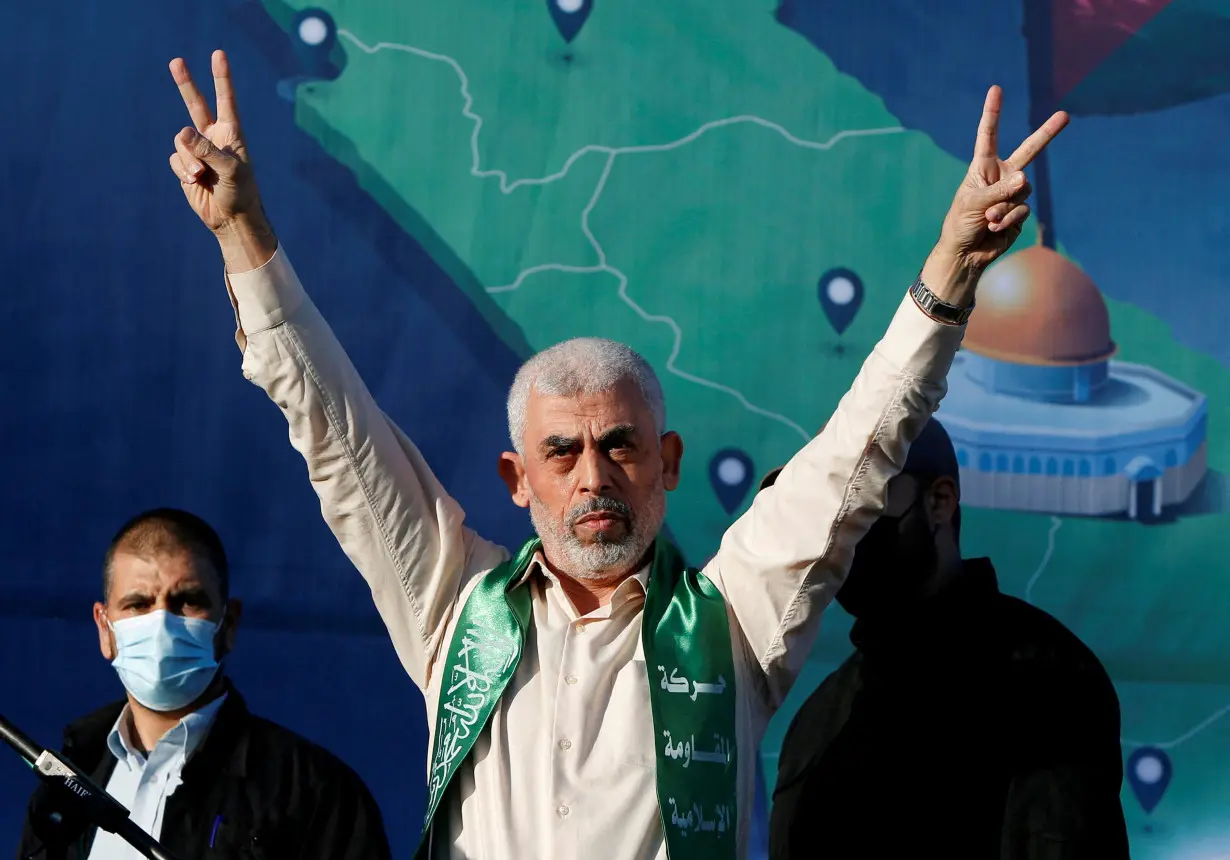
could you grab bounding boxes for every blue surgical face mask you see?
[106,610,223,712]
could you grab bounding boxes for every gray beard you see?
[529,488,665,581]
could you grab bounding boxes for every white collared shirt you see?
[225,247,963,859]
[86,694,227,860]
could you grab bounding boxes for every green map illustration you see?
[261,0,1230,852]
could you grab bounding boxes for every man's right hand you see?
[168,50,277,272]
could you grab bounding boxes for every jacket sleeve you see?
[15,805,39,860]
[771,657,861,801]
[1000,764,1130,859]
[999,641,1130,859]
[225,247,509,689]
[15,782,89,860]
[296,762,393,860]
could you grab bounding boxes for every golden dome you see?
[965,244,1116,366]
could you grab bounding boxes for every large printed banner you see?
[2,0,1228,855]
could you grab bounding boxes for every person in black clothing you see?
[763,419,1129,859]
[17,509,391,860]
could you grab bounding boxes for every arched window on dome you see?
[997,454,1010,472]
[979,452,993,472]
[1062,460,1075,477]
[1013,456,1025,474]
[1103,456,1117,476]
[1078,459,1091,477]
[1029,457,1042,474]
[1046,457,1059,475]
[957,448,969,467]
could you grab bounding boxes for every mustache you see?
[567,496,633,527]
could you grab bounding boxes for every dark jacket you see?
[17,682,391,860]
[770,559,1129,859]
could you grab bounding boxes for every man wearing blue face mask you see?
[17,509,392,860]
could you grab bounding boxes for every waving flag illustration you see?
[1021,0,1230,247]
[1048,0,1230,116]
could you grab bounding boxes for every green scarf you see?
[414,536,738,859]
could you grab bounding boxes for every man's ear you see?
[94,602,116,662]
[498,452,530,508]
[925,476,960,529]
[660,431,684,492]
[219,598,243,658]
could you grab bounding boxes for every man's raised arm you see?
[165,51,506,689]
[707,86,1070,706]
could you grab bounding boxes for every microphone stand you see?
[1,711,184,860]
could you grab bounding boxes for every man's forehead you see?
[526,380,652,430]
[109,550,212,592]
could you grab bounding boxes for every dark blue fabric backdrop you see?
[0,1,530,853]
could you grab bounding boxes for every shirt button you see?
[557,804,570,818]
[558,739,572,751]
[565,675,578,686]
[574,623,586,633]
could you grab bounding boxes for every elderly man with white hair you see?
[166,49,1068,860]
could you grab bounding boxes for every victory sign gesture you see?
[168,50,275,271]
[920,86,1069,306]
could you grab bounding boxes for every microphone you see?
[1,712,185,860]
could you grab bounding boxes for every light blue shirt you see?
[86,694,227,860]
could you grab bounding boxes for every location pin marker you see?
[709,449,755,515]
[294,9,337,74]
[548,0,593,43]
[1127,747,1172,814]
[279,9,340,102]
[817,268,864,335]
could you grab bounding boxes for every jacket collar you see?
[62,678,251,777]
[188,680,252,779]
[848,558,1000,656]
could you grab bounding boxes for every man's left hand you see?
[923,86,1069,304]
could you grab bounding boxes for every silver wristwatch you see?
[909,276,974,326]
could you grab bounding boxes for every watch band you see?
[909,276,974,326]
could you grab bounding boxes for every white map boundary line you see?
[338,28,908,442]
[1016,515,1230,752]
[1123,703,1230,751]
[1023,516,1062,604]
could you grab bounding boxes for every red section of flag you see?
[1051,0,1176,100]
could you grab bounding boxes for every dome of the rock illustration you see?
[935,233,1206,522]
[965,244,1116,366]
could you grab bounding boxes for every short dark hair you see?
[102,508,229,602]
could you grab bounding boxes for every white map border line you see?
[1023,515,1062,604]
[1122,702,1230,751]
[1022,515,1230,751]
[338,28,908,443]
[335,24,1230,758]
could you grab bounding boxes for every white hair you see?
[507,337,667,454]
